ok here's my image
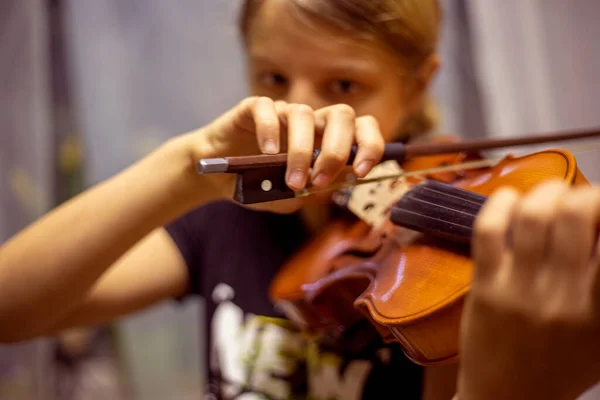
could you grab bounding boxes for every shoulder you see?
[165,201,306,299]
[163,201,279,298]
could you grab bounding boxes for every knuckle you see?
[516,203,551,230]
[257,96,272,103]
[259,97,277,111]
[331,104,356,119]
[470,289,523,319]
[362,138,385,154]
[324,150,348,165]
[539,293,584,329]
[358,114,379,126]
[473,217,505,242]
[557,195,587,223]
[359,114,378,124]
[240,96,259,108]
[292,147,314,161]
[289,103,314,115]
[256,96,274,108]
[274,100,288,109]
[494,186,520,200]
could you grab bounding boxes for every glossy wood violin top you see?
[271,148,589,366]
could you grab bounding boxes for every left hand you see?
[458,180,600,400]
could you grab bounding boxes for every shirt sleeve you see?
[164,207,205,300]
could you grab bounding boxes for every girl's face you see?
[244,0,435,143]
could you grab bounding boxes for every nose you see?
[285,80,327,110]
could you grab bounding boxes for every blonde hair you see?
[239,0,442,140]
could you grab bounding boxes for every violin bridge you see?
[346,160,412,229]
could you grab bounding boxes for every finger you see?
[311,104,356,188]
[472,186,521,283]
[510,180,570,275]
[274,100,289,151]
[247,97,281,154]
[274,100,288,111]
[548,186,600,281]
[285,103,315,190]
[353,115,385,178]
[274,100,289,124]
[589,236,600,312]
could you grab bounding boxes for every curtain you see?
[0,0,54,398]
[464,0,600,182]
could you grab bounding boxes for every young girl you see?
[0,1,450,398]
[4,1,598,399]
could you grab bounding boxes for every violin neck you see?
[389,180,487,244]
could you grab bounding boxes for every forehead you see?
[246,0,402,75]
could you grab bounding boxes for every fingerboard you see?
[389,180,487,244]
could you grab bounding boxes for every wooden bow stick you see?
[195,127,600,204]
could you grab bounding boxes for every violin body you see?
[269,146,589,366]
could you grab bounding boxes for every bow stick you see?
[195,127,600,204]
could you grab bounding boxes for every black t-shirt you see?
[165,200,424,400]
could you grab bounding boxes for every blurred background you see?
[1,0,600,399]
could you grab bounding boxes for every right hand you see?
[185,96,385,213]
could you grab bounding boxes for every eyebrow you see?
[248,55,380,75]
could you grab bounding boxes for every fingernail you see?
[312,173,329,187]
[287,169,306,188]
[263,139,278,154]
[355,161,373,177]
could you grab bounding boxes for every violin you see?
[196,127,600,366]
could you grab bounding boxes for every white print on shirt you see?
[210,283,376,400]
[307,354,371,400]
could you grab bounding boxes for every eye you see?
[330,79,360,95]
[257,72,288,87]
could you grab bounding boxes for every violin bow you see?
[195,127,600,204]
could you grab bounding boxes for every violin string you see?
[417,184,486,207]
[294,158,502,197]
[392,206,475,231]
[295,141,600,198]
[406,188,483,218]
[292,142,600,235]
[390,184,484,232]
[383,140,600,222]
[410,141,600,214]
[385,141,600,228]
[366,141,600,230]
